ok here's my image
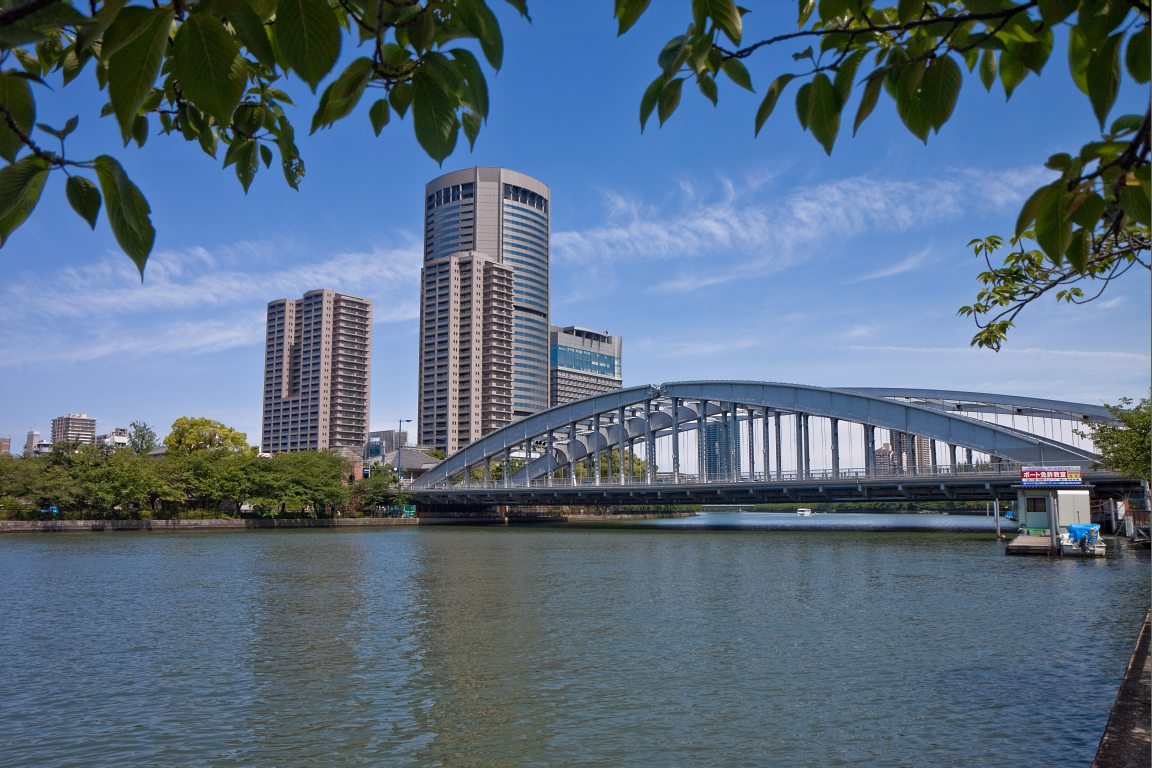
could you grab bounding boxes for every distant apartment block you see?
[97,428,130,450]
[51,413,96,446]
[703,421,740,480]
[0,436,10,456]
[419,167,550,453]
[549,325,623,406]
[365,428,409,461]
[261,289,372,455]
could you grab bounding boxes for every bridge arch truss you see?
[411,382,1107,493]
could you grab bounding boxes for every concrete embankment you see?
[1094,611,1151,768]
[0,517,449,533]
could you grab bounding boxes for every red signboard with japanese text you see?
[1020,466,1083,487]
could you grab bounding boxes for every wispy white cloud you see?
[634,337,764,360]
[846,248,934,283]
[0,237,422,364]
[843,344,1151,364]
[553,166,1043,295]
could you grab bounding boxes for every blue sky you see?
[1,3,1148,449]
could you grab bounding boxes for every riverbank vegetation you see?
[0,445,406,520]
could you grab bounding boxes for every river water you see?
[1,519,1147,767]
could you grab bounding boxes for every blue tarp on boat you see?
[1066,523,1100,543]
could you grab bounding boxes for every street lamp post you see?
[396,418,412,487]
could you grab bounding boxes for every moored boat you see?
[796,508,813,517]
[1059,523,1106,557]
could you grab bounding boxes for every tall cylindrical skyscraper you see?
[419,167,550,453]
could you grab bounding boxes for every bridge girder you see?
[412,381,1101,490]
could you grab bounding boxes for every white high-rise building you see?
[262,289,372,454]
[419,167,550,453]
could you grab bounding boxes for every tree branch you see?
[716,1,1039,60]
[0,0,63,28]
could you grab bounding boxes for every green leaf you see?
[450,48,489,118]
[1034,186,1072,263]
[275,0,341,91]
[657,76,684,125]
[1126,26,1150,84]
[640,74,665,131]
[721,57,753,91]
[131,114,148,147]
[852,71,883,135]
[919,55,962,132]
[1068,191,1104,228]
[755,73,794,136]
[66,175,102,229]
[310,56,373,133]
[897,0,924,24]
[978,49,997,90]
[615,0,652,35]
[0,71,35,162]
[369,99,390,136]
[172,13,246,126]
[462,110,481,149]
[832,49,864,106]
[0,2,88,48]
[801,72,839,154]
[231,140,258,191]
[1064,228,1088,271]
[1012,29,1053,75]
[456,0,504,69]
[36,115,79,141]
[76,0,126,53]
[0,156,48,247]
[697,72,718,105]
[204,0,277,68]
[389,80,413,118]
[1119,182,1151,226]
[259,143,273,168]
[998,50,1027,98]
[1085,33,1121,128]
[1015,183,1055,237]
[94,155,155,275]
[106,7,174,144]
[890,56,962,141]
[798,0,815,26]
[1036,0,1077,26]
[411,57,460,164]
[695,0,742,45]
[275,114,304,188]
[1067,27,1090,96]
[0,154,49,223]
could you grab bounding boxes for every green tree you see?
[163,416,250,455]
[0,0,526,272]
[127,420,158,455]
[1077,396,1151,480]
[617,0,1149,349]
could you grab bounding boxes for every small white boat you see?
[796,508,813,517]
[1059,523,1106,557]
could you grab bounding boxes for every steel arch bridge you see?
[409,382,1132,506]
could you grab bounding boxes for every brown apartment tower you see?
[418,167,550,454]
[261,289,372,455]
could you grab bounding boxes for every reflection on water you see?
[0,527,1146,767]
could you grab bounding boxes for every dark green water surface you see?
[1,524,1147,767]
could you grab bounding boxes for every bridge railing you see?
[431,460,1098,490]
